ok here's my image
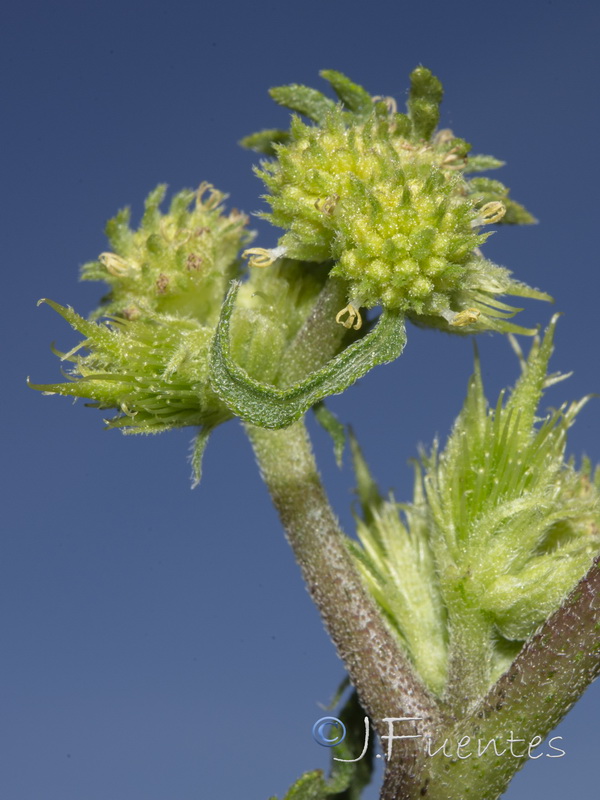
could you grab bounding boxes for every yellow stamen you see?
[228,208,249,225]
[314,194,339,216]
[336,304,363,330]
[196,181,224,210]
[242,248,278,268]
[99,252,137,277]
[372,95,398,114]
[433,129,455,146]
[450,308,481,327]
[478,201,506,225]
[441,147,466,170]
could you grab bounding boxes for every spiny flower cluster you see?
[425,321,600,644]
[81,182,250,326]
[350,318,600,695]
[31,185,252,451]
[244,68,548,333]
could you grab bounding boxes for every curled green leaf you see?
[269,688,373,800]
[327,690,374,799]
[281,770,329,800]
[210,282,406,429]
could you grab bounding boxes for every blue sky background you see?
[3,1,600,798]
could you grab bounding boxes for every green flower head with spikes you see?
[243,67,550,333]
[30,183,255,485]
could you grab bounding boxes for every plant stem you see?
[246,419,440,795]
[246,277,442,796]
[277,276,350,383]
[444,599,494,712]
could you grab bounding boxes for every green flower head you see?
[81,182,251,325]
[243,67,550,333]
[30,184,254,485]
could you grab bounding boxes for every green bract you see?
[349,433,448,696]
[350,317,600,696]
[246,68,550,333]
[228,259,332,385]
[210,279,405,429]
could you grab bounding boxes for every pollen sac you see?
[250,67,548,331]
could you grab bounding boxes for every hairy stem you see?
[246,277,441,797]
[444,599,494,713]
[245,420,440,796]
[277,276,350,383]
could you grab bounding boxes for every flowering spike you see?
[31,185,253,447]
[81,182,252,326]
